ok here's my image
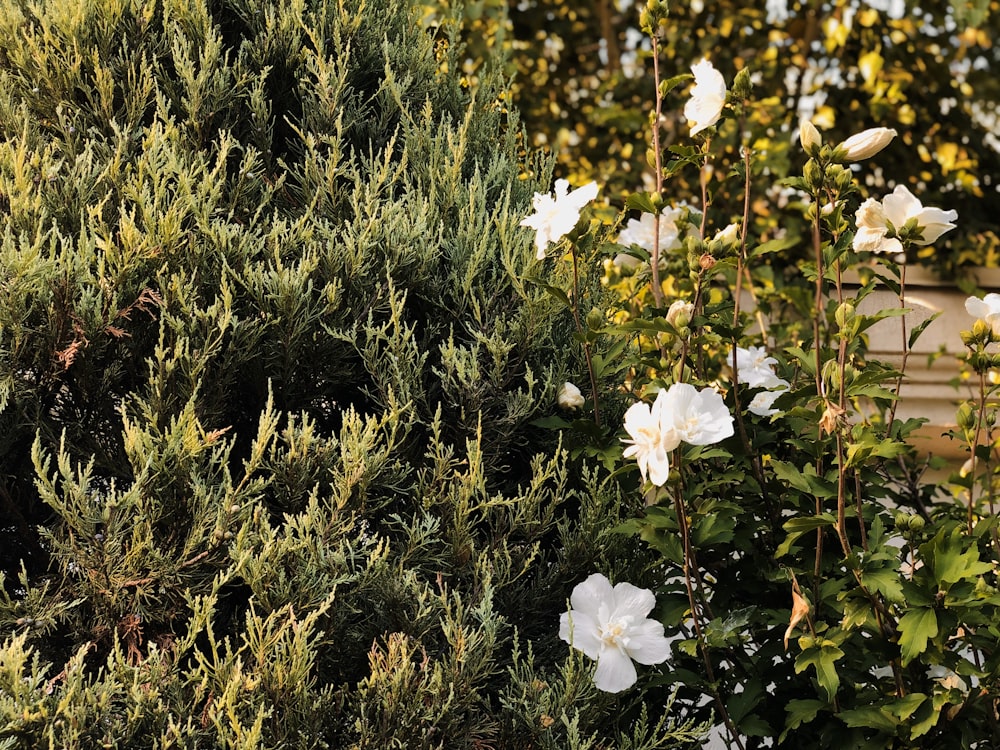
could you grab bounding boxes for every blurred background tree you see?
[431,0,1000,275]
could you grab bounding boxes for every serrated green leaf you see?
[860,566,905,603]
[897,608,938,666]
[624,192,657,214]
[886,692,927,721]
[838,705,898,733]
[780,698,827,742]
[794,642,843,702]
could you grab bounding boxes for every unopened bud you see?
[557,382,585,411]
[799,120,822,154]
[803,159,823,190]
[666,299,694,329]
[586,307,605,330]
[835,302,855,329]
[732,68,753,100]
[956,402,976,431]
[835,127,897,162]
[699,253,716,271]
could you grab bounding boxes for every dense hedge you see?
[0,1,702,747]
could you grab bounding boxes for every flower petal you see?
[624,620,673,665]
[569,573,614,620]
[966,296,991,320]
[912,207,958,245]
[559,610,602,660]
[882,185,922,227]
[611,582,657,619]
[646,446,671,486]
[593,646,638,693]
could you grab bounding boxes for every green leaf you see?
[658,73,693,97]
[750,236,799,258]
[781,698,827,742]
[909,311,942,348]
[886,692,927,722]
[838,706,898,734]
[704,607,754,648]
[896,608,938,666]
[860,566,905,603]
[739,714,772,737]
[523,275,570,307]
[924,527,993,588]
[624,192,657,214]
[794,641,844,702]
[727,680,763,724]
[909,697,941,739]
[530,415,571,429]
[775,513,837,558]
[770,460,836,497]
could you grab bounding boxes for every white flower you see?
[622,383,734,486]
[520,179,599,259]
[729,346,783,389]
[666,299,694,329]
[617,206,685,253]
[852,185,958,254]
[836,127,897,161]
[684,59,726,136]
[559,573,671,693]
[748,380,790,417]
[712,222,740,248]
[558,381,585,410]
[622,393,672,486]
[658,383,735,447]
[965,293,1000,336]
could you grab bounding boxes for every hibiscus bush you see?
[522,4,1000,748]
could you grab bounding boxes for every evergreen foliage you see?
[0,0,705,747]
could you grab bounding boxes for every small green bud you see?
[956,402,976,431]
[732,68,753,100]
[586,308,605,330]
[907,515,925,532]
[803,159,823,191]
[893,511,909,529]
[835,301,855,329]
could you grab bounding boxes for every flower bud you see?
[835,127,897,162]
[586,307,605,330]
[558,381,585,410]
[835,301,855,329]
[799,120,822,154]
[803,159,823,191]
[666,299,694,329]
[732,68,753,100]
[698,253,716,271]
[956,402,976,430]
[713,222,740,247]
